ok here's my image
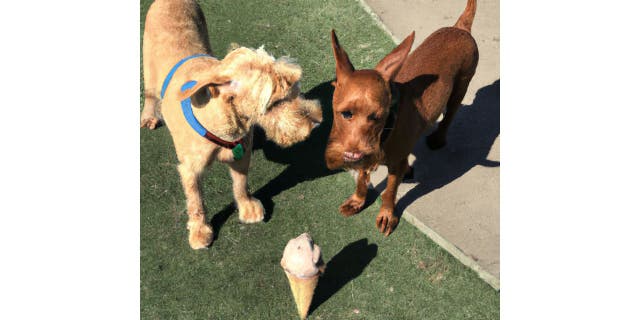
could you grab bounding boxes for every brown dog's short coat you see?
[142,0,322,249]
[326,0,478,235]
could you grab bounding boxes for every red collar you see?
[203,131,243,150]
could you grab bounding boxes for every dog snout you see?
[299,98,323,128]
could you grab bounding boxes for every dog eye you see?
[367,113,379,121]
[341,111,353,119]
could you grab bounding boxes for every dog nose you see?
[343,151,364,162]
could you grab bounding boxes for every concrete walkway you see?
[359,0,500,289]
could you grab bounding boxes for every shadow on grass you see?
[371,79,500,221]
[210,81,341,231]
[210,203,236,241]
[309,238,378,316]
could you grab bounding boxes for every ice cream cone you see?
[284,270,319,319]
[281,233,325,319]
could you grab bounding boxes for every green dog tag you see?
[232,144,245,160]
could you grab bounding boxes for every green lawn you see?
[140,0,499,319]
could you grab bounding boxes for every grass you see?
[140,0,499,319]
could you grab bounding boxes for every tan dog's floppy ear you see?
[177,74,238,101]
[257,77,273,114]
[375,31,415,82]
[274,59,302,86]
[331,30,354,82]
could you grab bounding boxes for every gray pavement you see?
[359,0,500,289]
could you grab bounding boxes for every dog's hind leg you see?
[141,91,161,130]
[141,40,161,130]
[339,169,370,217]
[178,159,214,249]
[227,139,264,224]
[426,75,473,150]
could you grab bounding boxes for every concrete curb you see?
[355,0,500,291]
[355,0,400,44]
[402,210,500,290]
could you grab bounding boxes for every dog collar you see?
[384,82,400,129]
[380,82,400,145]
[161,54,245,160]
[390,82,400,113]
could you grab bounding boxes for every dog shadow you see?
[210,81,340,229]
[308,238,378,316]
[372,79,500,218]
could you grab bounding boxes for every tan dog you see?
[325,0,478,235]
[142,0,322,249]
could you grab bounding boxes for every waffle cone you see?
[284,271,319,319]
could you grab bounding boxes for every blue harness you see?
[161,54,245,160]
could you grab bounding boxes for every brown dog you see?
[142,0,322,249]
[325,0,478,235]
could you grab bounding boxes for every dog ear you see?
[177,74,238,101]
[274,59,302,86]
[374,31,415,82]
[331,30,354,82]
[257,77,273,114]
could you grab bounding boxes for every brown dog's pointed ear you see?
[375,31,415,82]
[331,30,354,82]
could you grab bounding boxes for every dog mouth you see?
[343,151,364,162]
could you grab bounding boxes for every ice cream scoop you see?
[281,233,325,319]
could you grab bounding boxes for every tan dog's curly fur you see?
[326,0,478,236]
[142,0,322,249]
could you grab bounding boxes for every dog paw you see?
[187,222,214,249]
[141,116,161,130]
[375,208,399,236]
[426,133,446,150]
[339,196,364,217]
[238,197,264,223]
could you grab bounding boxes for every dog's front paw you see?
[187,222,214,249]
[375,208,399,236]
[238,197,264,223]
[140,116,160,130]
[339,196,364,217]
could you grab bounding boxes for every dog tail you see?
[454,0,476,32]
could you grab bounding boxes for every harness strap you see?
[160,53,245,160]
[160,53,210,99]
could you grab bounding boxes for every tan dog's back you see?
[143,0,212,99]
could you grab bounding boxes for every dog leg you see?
[177,162,214,249]
[377,110,427,236]
[141,33,161,130]
[376,158,409,236]
[228,147,264,223]
[141,91,161,129]
[339,169,370,217]
[427,76,472,149]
